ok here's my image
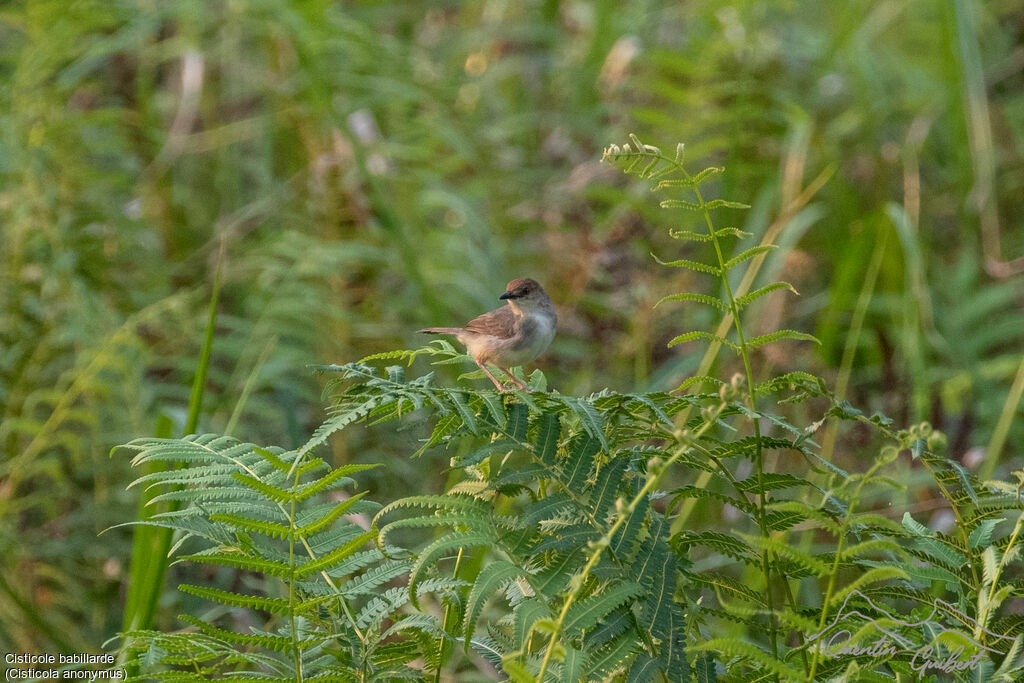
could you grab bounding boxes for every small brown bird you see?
[419,278,557,392]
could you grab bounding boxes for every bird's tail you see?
[418,327,463,335]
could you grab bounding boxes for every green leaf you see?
[507,402,528,442]
[294,530,374,579]
[556,396,607,451]
[655,292,729,311]
[715,227,752,239]
[178,552,293,578]
[673,375,724,392]
[703,199,750,210]
[641,547,678,641]
[564,433,600,491]
[745,329,820,349]
[734,472,813,493]
[969,519,1002,548]
[667,229,713,242]
[562,646,586,683]
[983,547,1000,586]
[208,513,291,540]
[740,533,829,575]
[901,512,930,537]
[296,464,380,501]
[653,166,722,190]
[513,597,552,650]
[652,253,721,275]
[177,615,295,653]
[408,531,493,610]
[667,331,739,353]
[177,584,290,614]
[452,438,517,468]
[723,245,777,271]
[501,657,536,683]
[592,459,630,526]
[626,653,662,683]
[610,495,649,558]
[659,199,702,211]
[693,653,716,682]
[689,639,801,679]
[586,632,639,679]
[534,413,561,466]
[564,582,643,638]
[463,560,529,651]
[734,282,798,309]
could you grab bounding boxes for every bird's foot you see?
[499,367,532,392]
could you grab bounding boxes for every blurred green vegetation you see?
[1,0,1022,655]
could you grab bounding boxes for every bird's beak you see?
[499,291,515,300]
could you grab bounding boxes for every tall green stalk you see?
[120,242,225,643]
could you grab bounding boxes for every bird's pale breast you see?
[461,310,555,367]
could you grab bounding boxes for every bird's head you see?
[499,278,550,311]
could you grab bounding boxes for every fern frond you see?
[673,375,725,393]
[295,464,380,502]
[610,495,649,558]
[651,253,721,276]
[178,551,293,578]
[377,511,493,547]
[739,533,830,575]
[408,531,495,610]
[585,631,639,679]
[745,329,820,349]
[659,199,702,211]
[533,412,561,465]
[551,397,607,451]
[826,566,910,607]
[177,584,290,614]
[592,458,630,524]
[512,597,554,653]
[294,531,374,579]
[655,292,730,312]
[561,433,601,491]
[209,513,291,539]
[689,638,803,679]
[563,582,643,638]
[667,229,713,242]
[754,371,822,395]
[667,331,739,353]
[721,245,777,272]
[734,282,799,309]
[672,531,755,563]
[464,560,531,650]
[177,615,297,653]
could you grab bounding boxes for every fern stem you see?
[434,546,465,682]
[289,471,303,682]
[670,167,832,537]
[808,455,888,680]
[535,402,725,682]
[691,179,781,670]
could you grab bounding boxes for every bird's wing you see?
[463,305,517,339]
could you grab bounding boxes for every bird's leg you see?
[498,367,532,392]
[474,358,509,391]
